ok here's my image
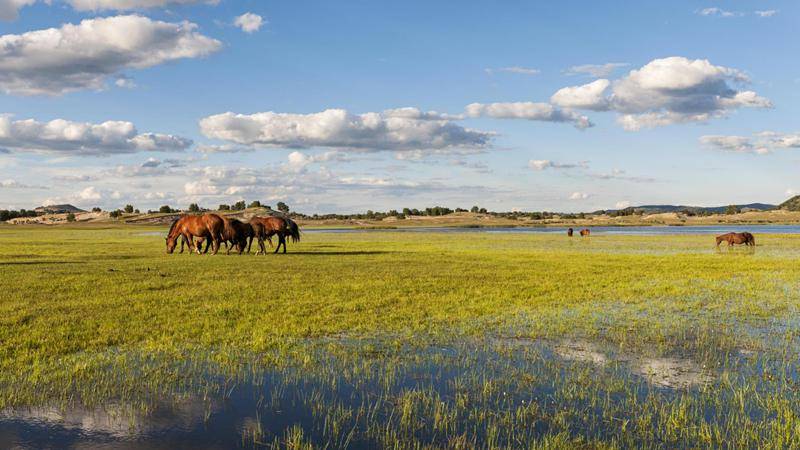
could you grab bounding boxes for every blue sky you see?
[0,0,797,213]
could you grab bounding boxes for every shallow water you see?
[2,335,797,449]
[305,225,800,235]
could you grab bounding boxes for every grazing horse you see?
[567,228,574,237]
[716,232,755,247]
[579,229,591,237]
[165,213,224,254]
[248,215,301,254]
[220,216,255,255]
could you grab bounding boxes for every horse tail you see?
[286,218,301,243]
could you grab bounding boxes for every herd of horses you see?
[165,213,300,255]
[567,227,756,247]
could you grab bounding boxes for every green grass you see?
[2,225,800,447]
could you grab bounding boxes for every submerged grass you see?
[2,226,800,447]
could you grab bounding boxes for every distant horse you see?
[165,213,224,254]
[579,229,591,237]
[716,232,755,247]
[567,228,574,237]
[249,215,301,254]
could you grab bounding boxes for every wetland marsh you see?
[1,226,800,448]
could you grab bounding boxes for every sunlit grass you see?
[2,225,800,447]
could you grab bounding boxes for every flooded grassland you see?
[1,226,800,448]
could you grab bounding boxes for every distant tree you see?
[470,206,479,213]
[218,204,231,211]
[134,209,140,214]
[478,207,487,214]
[109,210,123,219]
[726,205,741,215]
[263,204,272,210]
[455,207,467,213]
[387,209,399,217]
[402,208,412,216]
[276,201,290,213]
[248,200,262,208]
[233,200,246,211]
[91,207,102,213]
[158,205,173,214]
[66,212,76,222]
[188,203,200,212]
[123,204,134,213]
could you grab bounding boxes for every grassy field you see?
[2,225,800,448]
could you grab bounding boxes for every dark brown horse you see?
[165,213,224,254]
[248,215,300,254]
[579,229,590,237]
[716,232,755,247]
[220,216,255,255]
[567,228,574,237]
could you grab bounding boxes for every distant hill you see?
[35,204,86,214]
[779,195,800,211]
[609,203,775,214]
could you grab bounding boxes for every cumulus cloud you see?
[485,66,540,76]
[285,151,348,172]
[528,159,588,171]
[550,79,611,111]
[199,107,493,152]
[0,0,35,21]
[565,63,628,78]
[0,115,192,155]
[700,131,800,155]
[0,178,44,188]
[615,201,631,209]
[234,12,263,33]
[589,168,656,183]
[569,191,589,200]
[465,102,593,129]
[0,15,221,95]
[551,57,771,130]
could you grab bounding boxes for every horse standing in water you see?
[248,216,301,254]
[165,213,224,254]
[716,232,755,247]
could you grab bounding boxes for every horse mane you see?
[166,216,181,237]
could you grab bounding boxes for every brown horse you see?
[579,229,590,237]
[165,213,224,254]
[248,215,300,254]
[567,228,574,237]
[716,232,755,247]
[220,216,255,255]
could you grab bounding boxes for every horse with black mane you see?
[165,213,224,254]
[716,232,755,247]
[248,215,301,254]
[579,228,590,237]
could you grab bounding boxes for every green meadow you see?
[2,225,800,448]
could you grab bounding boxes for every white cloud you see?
[114,77,136,89]
[67,0,218,11]
[697,7,742,18]
[700,131,800,155]
[615,201,631,209]
[78,186,102,200]
[465,102,592,129]
[184,181,218,196]
[199,107,493,152]
[755,10,778,17]
[485,66,540,76]
[550,79,611,111]
[0,114,192,155]
[0,15,221,95]
[569,191,589,200]
[0,0,35,21]
[551,57,771,130]
[234,12,264,33]
[528,159,587,171]
[564,63,628,78]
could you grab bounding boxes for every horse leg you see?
[258,237,267,255]
[282,234,287,253]
[247,236,253,254]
